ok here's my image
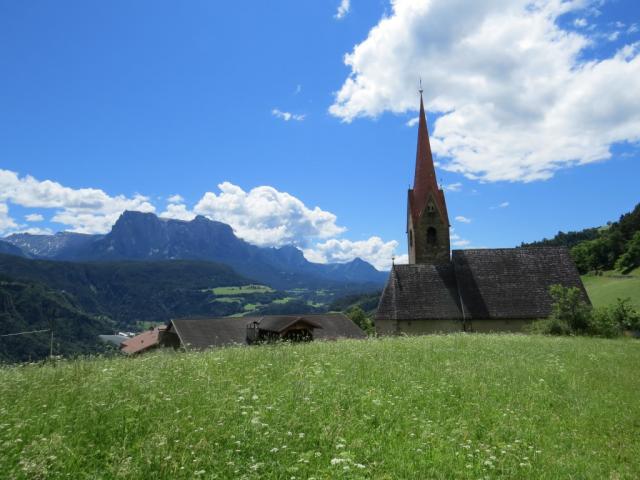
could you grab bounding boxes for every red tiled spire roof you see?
[409,92,449,226]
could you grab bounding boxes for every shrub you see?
[587,307,622,338]
[347,306,375,336]
[609,298,640,331]
[528,317,572,336]
[536,286,640,338]
[548,284,591,333]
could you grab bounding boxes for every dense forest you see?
[0,277,115,362]
[523,202,640,274]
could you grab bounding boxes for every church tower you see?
[407,90,450,264]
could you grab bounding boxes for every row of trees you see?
[572,229,640,274]
[524,202,640,274]
[571,203,640,273]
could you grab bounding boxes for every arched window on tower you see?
[427,227,437,246]
[427,202,436,214]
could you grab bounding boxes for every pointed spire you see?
[410,87,447,225]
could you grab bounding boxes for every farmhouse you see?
[120,326,166,355]
[376,91,589,334]
[121,314,365,354]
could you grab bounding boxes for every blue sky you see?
[0,0,639,269]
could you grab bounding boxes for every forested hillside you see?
[523,202,640,274]
[0,255,251,327]
[0,277,115,362]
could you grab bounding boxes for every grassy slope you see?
[582,267,640,309]
[1,335,639,479]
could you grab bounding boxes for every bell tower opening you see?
[426,227,437,246]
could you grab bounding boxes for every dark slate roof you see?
[170,317,247,350]
[375,263,463,321]
[376,247,589,321]
[256,316,323,333]
[170,314,365,350]
[452,247,589,320]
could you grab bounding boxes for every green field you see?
[210,284,275,296]
[583,267,640,309]
[2,335,639,478]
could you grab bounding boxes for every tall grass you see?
[1,334,639,479]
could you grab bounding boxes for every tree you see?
[347,306,375,335]
[609,298,640,331]
[614,231,640,273]
[570,242,593,274]
[548,284,591,333]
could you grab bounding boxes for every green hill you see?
[523,202,640,274]
[582,267,640,309]
[1,335,639,479]
[0,277,115,363]
[0,254,251,327]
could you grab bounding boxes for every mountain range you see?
[3,211,387,289]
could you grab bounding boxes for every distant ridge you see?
[0,240,25,257]
[4,211,387,289]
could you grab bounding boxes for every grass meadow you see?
[1,334,639,479]
[582,267,640,309]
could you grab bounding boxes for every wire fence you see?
[0,328,54,357]
[0,329,51,338]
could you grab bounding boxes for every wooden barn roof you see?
[256,316,323,333]
[376,247,589,321]
[169,313,365,350]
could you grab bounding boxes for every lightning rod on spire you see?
[418,77,423,95]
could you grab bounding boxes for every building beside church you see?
[376,92,589,334]
[119,314,366,354]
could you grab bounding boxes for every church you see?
[375,92,589,334]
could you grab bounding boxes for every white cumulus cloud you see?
[160,202,196,221]
[330,0,640,182]
[449,229,471,247]
[491,201,510,209]
[574,18,588,28]
[25,213,44,222]
[335,0,351,20]
[443,182,462,192]
[455,215,471,223]
[193,182,346,247]
[0,203,18,234]
[167,194,184,204]
[304,236,400,270]
[405,116,419,127]
[272,109,306,122]
[0,169,155,234]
